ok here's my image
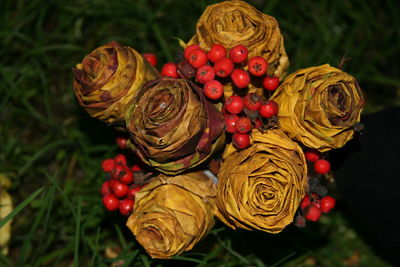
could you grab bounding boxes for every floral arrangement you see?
[72,0,364,259]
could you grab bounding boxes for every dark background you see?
[1,0,399,266]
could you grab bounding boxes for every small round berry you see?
[225,95,244,114]
[263,76,280,91]
[101,158,115,173]
[235,117,252,134]
[119,198,134,216]
[112,181,129,198]
[187,49,208,68]
[100,181,111,195]
[131,164,142,172]
[320,196,336,213]
[116,136,128,150]
[225,114,240,134]
[142,53,157,67]
[114,154,127,166]
[243,93,262,111]
[111,164,124,179]
[120,167,134,184]
[232,133,250,150]
[161,62,178,78]
[203,80,224,100]
[305,149,321,162]
[184,44,200,61]
[259,100,279,118]
[304,204,322,222]
[231,69,250,89]
[127,185,143,200]
[300,195,311,210]
[196,65,215,84]
[248,56,268,76]
[314,159,331,174]
[207,44,227,63]
[254,118,262,130]
[214,58,234,78]
[229,45,248,63]
[102,194,119,211]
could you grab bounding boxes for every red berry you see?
[243,93,262,111]
[235,117,252,134]
[305,204,322,222]
[120,167,134,184]
[203,80,224,100]
[232,133,250,149]
[229,45,248,63]
[188,49,208,68]
[131,164,142,172]
[161,62,178,78]
[112,181,129,198]
[142,53,157,67]
[119,198,134,216]
[254,118,262,130]
[127,185,143,200]
[114,154,127,166]
[320,196,336,213]
[300,195,311,210]
[259,100,279,118]
[207,44,227,63]
[225,95,244,114]
[314,159,331,174]
[305,149,321,162]
[116,136,128,150]
[214,58,234,78]
[184,44,200,61]
[225,114,240,134]
[111,164,124,179]
[101,158,115,173]
[100,181,111,195]
[248,56,268,76]
[196,65,215,84]
[231,69,250,89]
[263,76,280,91]
[102,194,119,211]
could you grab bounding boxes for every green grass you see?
[0,0,399,266]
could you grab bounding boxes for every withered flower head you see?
[215,129,308,234]
[270,64,364,152]
[126,78,225,175]
[72,41,159,125]
[188,0,289,79]
[126,172,216,259]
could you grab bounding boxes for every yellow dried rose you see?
[72,41,159,125]
[126,172,216,259]
[187,0,289,80]
[270,64,364,152]
[215,129,307,234]
[126,78,225,175]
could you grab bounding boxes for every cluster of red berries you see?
[100,153,143,216]
[304,149,331,175]
[223,94,279,149]
[160,43,280,100]
[300,194,336,222]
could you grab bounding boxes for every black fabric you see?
[331,107,400,266]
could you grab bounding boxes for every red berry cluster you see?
[160,43,280,100]
[223,94,279,150]
[100,154,144,216]
[300,194,336,222]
